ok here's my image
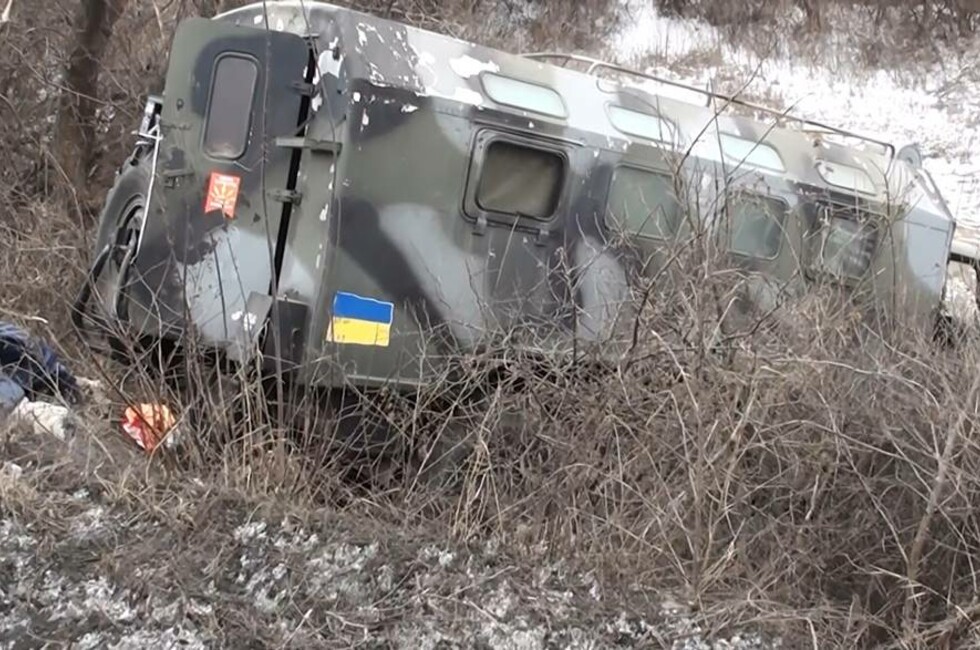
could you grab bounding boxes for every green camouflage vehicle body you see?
[75,1,964,389]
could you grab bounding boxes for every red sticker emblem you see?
[204,171,241,219]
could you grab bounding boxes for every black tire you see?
[93,158,152,256]
[74,158,153,361]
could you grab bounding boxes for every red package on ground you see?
[121,403,176,452]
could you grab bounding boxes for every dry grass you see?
[57,196,980,646]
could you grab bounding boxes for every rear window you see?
[722,194,787,259]
[813,212,878,278]
[476,141,563,220]
[606,166,682,239]
[203,55,258,160]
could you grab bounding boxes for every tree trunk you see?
[54,0,128,200]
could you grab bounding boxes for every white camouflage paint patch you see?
[449,55,500,79]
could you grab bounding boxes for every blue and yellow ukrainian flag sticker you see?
[325,291,394,347]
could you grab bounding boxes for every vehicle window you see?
[606,166,682,239]
[476,141,563,220]
[481,74,566,118]
[813,214,877,278]
[722,194,787,259]
[203,55,259,160]
[719,133,785,172]
[815,161,878,195]
[607,105,676,147]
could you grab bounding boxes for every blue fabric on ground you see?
[0,375,25,414]
[0,321,78,404]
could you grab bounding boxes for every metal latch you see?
[535,227,548,246]
[275,136,341,155]
[291,81,316,97]
[268,189,303,205]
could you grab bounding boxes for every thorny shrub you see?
[352,245,980,648]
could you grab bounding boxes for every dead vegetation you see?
[655,0,980,38]
[4,1,980,648]
[56,194,980,647]
[646,0,980,75]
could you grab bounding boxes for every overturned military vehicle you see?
[72,1,976,392]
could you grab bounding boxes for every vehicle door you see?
[134,17,311,347]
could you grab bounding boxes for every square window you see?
[808,206,878,279]
[722,194,787,259]
[476,141,563,220]
[606,166,682,239]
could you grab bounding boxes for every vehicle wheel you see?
[76,159,152,363]
[94,159,151,256]
[102,159,151,318]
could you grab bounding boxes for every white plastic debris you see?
[11,399,74,441]
[1,461,23,479]
[75,377,104,394]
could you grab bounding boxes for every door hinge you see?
[268,189,303,205]
[473,214,488,236]
[291,81,316,97]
